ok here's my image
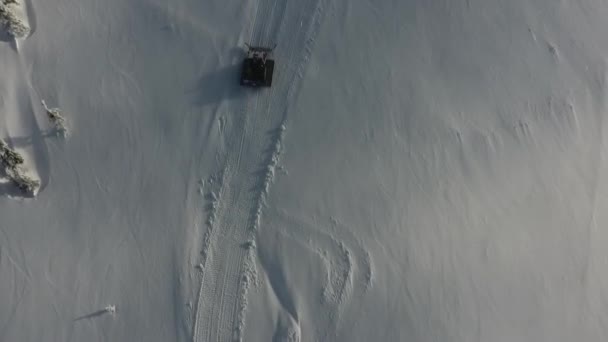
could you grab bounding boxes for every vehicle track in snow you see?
[192,0,329,341]
[262,209,373,341]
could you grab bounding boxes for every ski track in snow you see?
[0,5,51,198]
[264,209,373,341]
[192,0,329,341]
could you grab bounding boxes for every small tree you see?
[42,100,69,137]
[0,1,30,38]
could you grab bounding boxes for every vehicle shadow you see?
[191,63,246,107]
[189,47,252,107]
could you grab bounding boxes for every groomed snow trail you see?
[192,0,328,341]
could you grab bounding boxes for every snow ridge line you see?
[251,122,285,231]
[200,169,227,266]
[233,238,258,340]
[322,240,353,305]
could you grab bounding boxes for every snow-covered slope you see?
[2,0,608,341]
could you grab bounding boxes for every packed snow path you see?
[192,0,328,341]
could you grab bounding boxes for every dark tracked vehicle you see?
[240,43,276,88]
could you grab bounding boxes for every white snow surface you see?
[2,0,608,341]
